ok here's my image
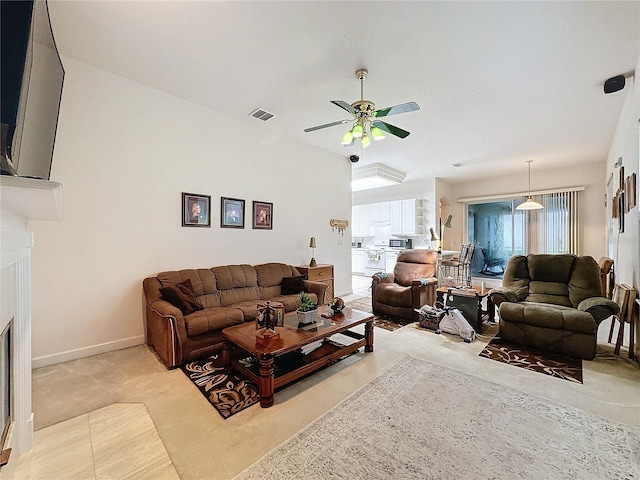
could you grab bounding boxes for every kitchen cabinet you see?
[353,204,371,237]
[352,250,365,275]
[385,250,398,274]
[353,198,425,237]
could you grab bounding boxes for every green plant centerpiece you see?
[296,291,318,325]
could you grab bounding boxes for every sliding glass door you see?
[467,191,581,278]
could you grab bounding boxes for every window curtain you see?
[519,191,581,254]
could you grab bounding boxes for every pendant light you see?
[516,160,543,210]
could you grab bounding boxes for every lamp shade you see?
[429,227,439,242]
[442,214,453,228]
[341,130,354,145]
[352,124,364,138]
[360,134,371,148]
[516,198,544,210]
[370,126,386,140]
[309,236,317,248]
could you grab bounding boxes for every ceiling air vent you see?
[249,108,275,121]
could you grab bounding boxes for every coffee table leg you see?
[365,321,374,352]
[222,340,233,373]
[258,355,275,408]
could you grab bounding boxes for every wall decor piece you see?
[252,201,273,230]
[182,192,211,227]
[630,173,637,209]
[330,219,349,234]
[221,197,245,228]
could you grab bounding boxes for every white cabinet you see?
[352,250,366,275]
[352,204,371,237]
[390,200,403,235]
[385,250,398,274]
[353,198,425,237]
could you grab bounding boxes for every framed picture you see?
[182,193,211,227]
[252,201,273,230]
[221,197,245,228]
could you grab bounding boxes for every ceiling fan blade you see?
[330,100,357,115]
[372,121,410,139]
[304,119,350,133]
[373,101,420,118]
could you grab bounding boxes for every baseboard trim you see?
[31,336,145,369]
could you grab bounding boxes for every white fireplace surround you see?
[0,175,63,472]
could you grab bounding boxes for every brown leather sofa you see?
[489,254,620,360]
[143,262,328,368]
[371,249,438,321]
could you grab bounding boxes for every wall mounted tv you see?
[1,0,64,180]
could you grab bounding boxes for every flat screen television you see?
[1,0,64,180]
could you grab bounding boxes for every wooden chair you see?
[598,257,615,299]
[609,283,637,358]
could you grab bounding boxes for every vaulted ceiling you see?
[48,1,639,183]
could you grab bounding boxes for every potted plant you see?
[296,291,318,325]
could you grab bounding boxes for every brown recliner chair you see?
[371,249,438,321]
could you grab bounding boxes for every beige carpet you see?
[234,356,640,480]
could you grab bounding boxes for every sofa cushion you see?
[374,283,413,306]
[281,275,306,295]
[212,265,261,306]
[568,256,603,307]
[499,302,596,334]
[184,307,244,337]
[160,279,204,315]
[255,263,298,287]
[268,293,318,312]
[527,281,572,307]
[527,254,575,283]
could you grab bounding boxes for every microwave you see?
[389,239,412,249]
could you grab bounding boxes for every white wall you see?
[436,163,607,257]
[605,54,639,359]
[28,58,352,366]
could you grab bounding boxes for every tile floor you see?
[10,276,640,480]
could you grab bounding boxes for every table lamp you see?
[309,237,317,267]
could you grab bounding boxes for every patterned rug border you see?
[346,297,413,331]
[479,336,583,384]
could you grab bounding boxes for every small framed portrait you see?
[182,193,211,227]
[252,201,273,230]
[221,197,245,228]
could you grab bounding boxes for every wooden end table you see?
[222,306,374,408]
[436,285,495,333]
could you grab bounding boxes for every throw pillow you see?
[160,279,204,315]
[281,275,306,295]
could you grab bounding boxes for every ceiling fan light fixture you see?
[352,124,364,138]
[341,130,354,145]
[370,125,385,140]
[361,133,371,148]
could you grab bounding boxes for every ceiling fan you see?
[304,69,420,148]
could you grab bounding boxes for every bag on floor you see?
[415,304,446,331]
[439,307,476,342]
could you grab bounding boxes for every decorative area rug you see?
[181,355,259,419]
[345,297,413,331]
[479,337,583,383]
[234,356,639,480]
[182,347,360,419]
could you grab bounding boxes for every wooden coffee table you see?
[222,305,374,408]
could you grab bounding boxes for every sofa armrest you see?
[411,277,438,316]
[303,280,328,304]
[577,296,620,323]
[488,287,519,306]
[410,277,438,287]
[372,272,394,285]
[146,298,188,368]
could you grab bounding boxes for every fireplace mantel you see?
[0,175,63,473]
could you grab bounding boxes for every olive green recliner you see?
[488,254,620,360]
